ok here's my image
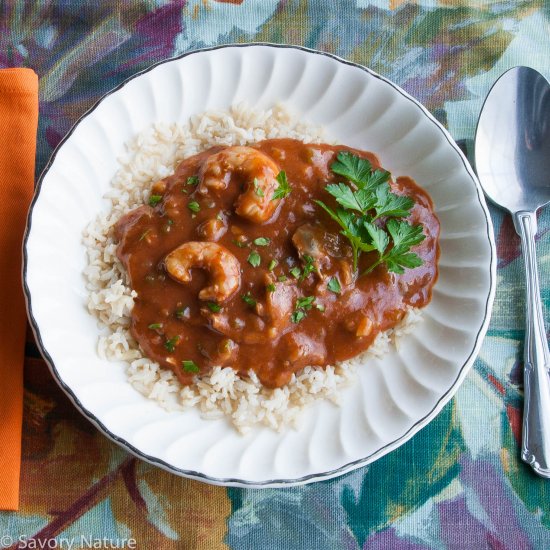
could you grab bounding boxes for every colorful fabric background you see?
[1,1,550,548]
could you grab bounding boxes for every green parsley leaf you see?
[291,295,316,323]
[368,168,392,189]
[148,195,162,207]
[187,201,200,213]
[296,296,315,310]
[291,310,306,323]
[315,201,374,270]
[331,151,391,192]
[373,184,414,220]
[241,293,256,307]
[164,335,180,353]
[206,302,221,313]
[253,178,265,197]
[266,283,276,292]
[318,151,424,277]
[325,183,366,213]
[268,259,278,271]
[363,221,389,255]
[247,251,261,267]
[330,151,373,187]
[232,239,248,248]
[384,251,424,274]
[290,266,301,279]
[182,360,200,373]
[363,220,425,275]
[381,219,425,274]
[386,219,425,251]
[327,277,341,294]
[300,255,316,281]
[187,176,199,186]
[253,237,270,246]
[148,323,163,330]
[272,171,292,200]
[278,275,288,282]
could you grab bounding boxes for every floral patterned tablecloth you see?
[1,1,550,548]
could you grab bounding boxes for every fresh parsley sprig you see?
[316,151,425,275]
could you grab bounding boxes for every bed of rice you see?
[83,104,421,434]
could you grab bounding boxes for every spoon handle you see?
[513,211,550,478]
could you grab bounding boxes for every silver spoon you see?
[475,66,550,478]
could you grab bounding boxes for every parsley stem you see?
[352,246,359,272]
[362,257,383,276]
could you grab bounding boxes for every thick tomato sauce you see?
[115,139,439,388]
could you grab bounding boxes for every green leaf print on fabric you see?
[341,401,465,547]
[501,404,550,530]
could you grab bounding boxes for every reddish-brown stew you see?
[115,139,439,388]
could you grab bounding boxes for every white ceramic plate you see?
[23,44,496,487]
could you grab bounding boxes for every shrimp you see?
[196,214,227,241]
[165,241,241,303]
[198,146,282,223]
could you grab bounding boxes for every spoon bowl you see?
[476,66,550,214]
[475,66,550,478]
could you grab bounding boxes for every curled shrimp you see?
[198,146,282,223]
[165,241,241,303]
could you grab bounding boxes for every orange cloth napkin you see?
[0,68,38,511]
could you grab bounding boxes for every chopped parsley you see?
[266,283,276,292]
[187,201,201,213]
[206,302,221,313]
[272,170,292,200]
[182,360,200,373]
[315,151,425,274]
[253,237,270,247]
[241,293,256,307]
[296,296,315,309]
[291,310,306,323]
[164,335,180,353]
[300,255,316,281]
[268,259,278,271]
[290,266,301,279]
[148,194,162,207]
[232,239,248,248]
[247,251,261,268]
[187,175,199,186]
[327,277,341,294]
[278,275,288,282]
[253,178,265,197]
[291,296,316,323]
[148,323,163,330]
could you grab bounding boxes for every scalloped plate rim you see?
[22,43,497,487]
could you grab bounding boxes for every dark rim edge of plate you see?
[22,42,497,487]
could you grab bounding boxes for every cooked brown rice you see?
[83,104,421,433]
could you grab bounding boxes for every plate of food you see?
[23,44,496,487]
